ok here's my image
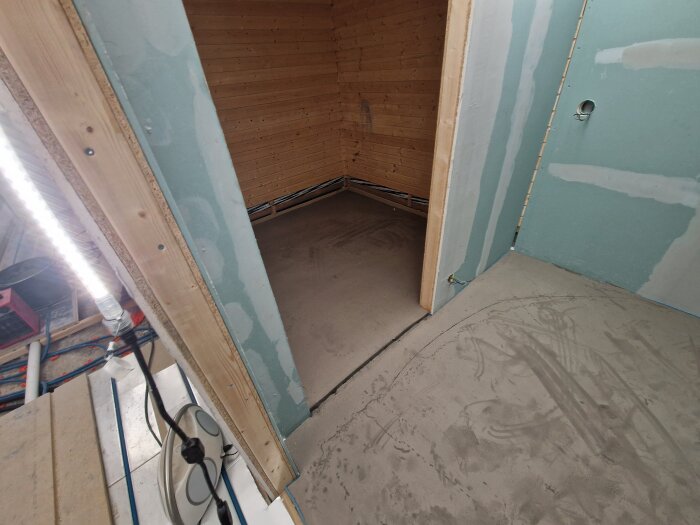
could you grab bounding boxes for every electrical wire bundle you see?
[0,315,157,413]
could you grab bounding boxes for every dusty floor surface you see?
[254,191,426,406]
[287,253,700,524]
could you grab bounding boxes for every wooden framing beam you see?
[0,0,294,494]
[420,0,473,312]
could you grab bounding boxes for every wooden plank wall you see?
[183,0,343,207]
[332,0,447,198]
[184,0,447,207]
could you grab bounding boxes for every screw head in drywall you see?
[84,147,95,156]
[447,273,468,286]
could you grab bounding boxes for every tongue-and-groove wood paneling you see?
[332,0,447,199]
[184,0,446,206]
[183,0,343,207]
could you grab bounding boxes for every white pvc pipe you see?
[24,341,41,403]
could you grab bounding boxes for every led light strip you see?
[0,126,108,299]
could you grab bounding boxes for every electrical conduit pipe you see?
[24,340,41,403]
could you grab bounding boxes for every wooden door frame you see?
[0,0,294,497]
[420,0,473,312]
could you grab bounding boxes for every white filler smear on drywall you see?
[639,209,700,316]
[439,0,513,290]
[477,0,553,275]
[595,38,700,70]
[548,163,700,208]
[549,163,700,315]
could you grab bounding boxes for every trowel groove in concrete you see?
[254,191,427,407]
[288,253,700,524]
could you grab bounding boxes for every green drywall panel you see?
[434,0,583,309]
[517,0,700,316]
[73,0,308,436]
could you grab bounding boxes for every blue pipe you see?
[0,333,157,405]
[41,314,51,361]
[0,328,153,374]
[111,378,140,525]
[178,364,197,404]
[222,470,247,525]
[46,334,156,387]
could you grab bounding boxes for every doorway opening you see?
[183,0,451,405]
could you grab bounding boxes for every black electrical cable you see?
[121,328,232,525]
[180,367,247,525]
[123,329,188,442]
[143,338,162,447]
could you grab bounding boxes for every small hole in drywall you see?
[157,243,166,251]
[578,99,595,115]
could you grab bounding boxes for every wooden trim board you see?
[281,491,306,525]
[251,187,345,225]
[0,345,30,367]
[420,0,473,312]
[0,0,293,495]
[252,180,428,227]
[347,186,428,218]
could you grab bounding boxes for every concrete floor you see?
[254,191,427,406]
[288,253,700,524]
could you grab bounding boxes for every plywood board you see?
[0,394,55,523]
[0,377,111,524]
[51,375,112,524]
